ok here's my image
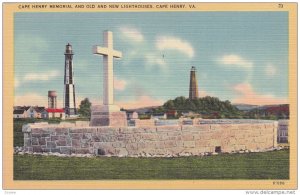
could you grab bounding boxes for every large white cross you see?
[93,31,122,107]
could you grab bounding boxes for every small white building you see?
[25,106,37,118]
[46,108,65,120]
[278,120,289,143]
[34,107,48,119]
[126,111,139,120]
[13,109,27,118]
[151,113,167,120]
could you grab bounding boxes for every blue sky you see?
[14,11,288,108]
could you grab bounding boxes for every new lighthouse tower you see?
[63,43,77,117]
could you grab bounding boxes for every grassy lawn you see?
[14,149,289,180]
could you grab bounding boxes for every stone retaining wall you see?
[22,120,278,157]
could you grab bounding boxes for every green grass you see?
[14,149,289,180]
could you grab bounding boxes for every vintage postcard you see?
[2,2,297,190]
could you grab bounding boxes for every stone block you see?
[42,133,50,138]
[209,139,221,147]
[24,138,31,146]
[51,136,59,141]
[72,139,80,147]
[25,147,33,152]
[50,148,60,153]
[93,142,114,149]
[137,142,146,149]
[33,146,42,153]
[84,128,97,134]
[31,128,43,134]
[167,136,178,141]
[83,133,92,139]
[238,124,252,131]
[158,133,169,141]
[115,148,128,156]
[154,141,165,149]
[97,134,117,142]
[134,119,155,127]
[32,137,39,145]
[69,128,84,133]
[92,135,101,142]
[164,140,177,148]
[75,121,90,127]
[56,140,67,146]
[142,127,157,133]
[55,128,69,135]
[156,126,179,133]
[211,133,222,139]
[70,133,82,139]
[197,125,211,131]
[74,148,90,154]
[22,124,32,133]
[182,133,194,141]
[66,137,72,146]
[176,141,184,147]
[141,141,155,149]
[42,148,50,153]
[81,141,90,148]
[126,143,138,151]
[31,134,41,138]
[59,122,75,127]
[60,147,72,154]
[140,133,158,141]
[154,149,167,155]
[168,147,184,155]
[90,110,127,127]
[132,128,146,134]
[39,137,46,145]
[47,141,57,149]
[112,141,125,148]
[195,140,209,147]
[167,131,181,136]
[183,141,195,148]
[96,127,116,134]
[24,133,29,139]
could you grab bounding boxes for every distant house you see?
[126,111,139,120]
[46,108,65,119]
[13,109,27,118]
[151,113,167,120]
[166,110,178,118]
[24,106,37,118]
[34,107,48,119]
[278,120,289,143]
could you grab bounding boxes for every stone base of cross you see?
[89,30,127,127]
[90,105,127,127]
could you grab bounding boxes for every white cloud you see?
[156,36,194,58]
[119,27,144,42]
[232,83,288,105]
[23,70,60,81]
[265,63,277,76]
[114,77,127,91]
[218,54,253,69]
